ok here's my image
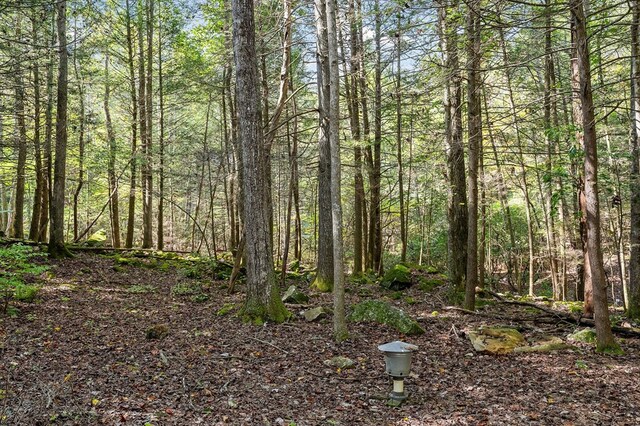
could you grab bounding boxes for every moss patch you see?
[380,264,412,291]
[568,328,597,344]
[311,275,332,293]
[349,300,424,335]
[467,327,526,354]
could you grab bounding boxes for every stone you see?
[514,335,578,353]
[86,229,107,247]
[282,285,309,304]
[568,328,597,344]
[467,327,525,354]
[303,306,329,322]
[349,300,425,335]
[380,264,412,291]
[323,356,355,369]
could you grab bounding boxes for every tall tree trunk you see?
[142,0,154,249]
[628,0,640,319]
[348,0,365,275]
[11,14,27,240]
[125,0,138,248]
[324,0,347,342]
[369,0,383,275]
[570,0,619,352]
[157,3,165,250]
[395,11,406,262]
[571,4,592,311]
[438,0,467,296]
[72,22,85,242]
[465,0,482,310]
[232,0,288,323]
[39,22,56,243]
[49,0,70,258]
[29,14,44,242]
[312,0,334,292]
[104,52,121,248]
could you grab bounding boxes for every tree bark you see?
[11,14,27,240]
[438,0,467,297]
[125,0,138,248]
[49,0,70,258]
[465,0,482,311]
[570,0,619,352]
[232,0,288,323]
[142,0,154,249]
[312,0,334,292]
[630,0,640,319]
[104,52,121,248]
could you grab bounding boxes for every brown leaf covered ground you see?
[2,252,640,425]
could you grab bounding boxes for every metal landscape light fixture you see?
[378,340,418,405]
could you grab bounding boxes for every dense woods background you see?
[1,0,639,340]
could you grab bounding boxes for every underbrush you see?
[0,243,49,316]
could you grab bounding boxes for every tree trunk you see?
[395,11,406,263]
[49,0,70,258]
[629,0,640,319]
[465,0,482,311]
[29,14,44,242]
[438,0,467,296]
[570,0,619,352]
[312,0,334,292]
[11,14,27,240]
[157,5,165,251]
[104,52,121,248]
[72,24,85,243]
[125,0,138,248]
[232,0,288,323]
[142,0,154,249]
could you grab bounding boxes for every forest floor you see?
[2,251,640,426]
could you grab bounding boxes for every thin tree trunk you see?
[465,0,482,310]
[395,11,406,262]
[29,14,44,242]
[142,0,154,249]
[72,22,85,242]
[11,14,27,240]
[125,0,138,248]
[105,52,121,248]
[629,0,640,319]
[157,0,165,250]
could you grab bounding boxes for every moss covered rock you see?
[282,285,310,304]
[380,264,412,291]
[467,327,525,354]
[349,300,424,335]
[86,229,107,247]
[568,328,597,344]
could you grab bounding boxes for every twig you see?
[249,337,289,354]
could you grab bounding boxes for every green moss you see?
[418,276,445,292]
[569,328,597,344]
[597,342,624,355]
[404,296,416,305]
[86,229,107,246]
[13,284,39,302]
[240,286,290,324]
[127,284,155,294]
[311,276,332,292]
[349,300,424,335]
[217,303,236,316]
[380,264,412,290]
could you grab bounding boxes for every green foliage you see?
[418,276,445,292]
[171,282,203,296]
[126,285,156,294]
[216,303,236,316]
[380,264,412,291]
[0,244,49,314]
[349,300,424,335]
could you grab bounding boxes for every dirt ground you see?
[2,252,640,425]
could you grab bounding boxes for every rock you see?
[349,300,425,335]
[303,306,329,321]
[86,229,107,247]
[514,335,578,353]
[145,324,169,340]
[323,356,355,369]
[568,328,597,343]
[282,285,309,304]
[467,327,525,354]
[380,264,412,291]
